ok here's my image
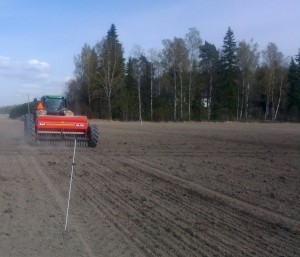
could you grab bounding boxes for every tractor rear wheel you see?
[88,124,99,147]
[24,114,35,143]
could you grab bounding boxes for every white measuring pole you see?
[65,138,77,231]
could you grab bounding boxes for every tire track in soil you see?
[127,156,300,227]
[0,149,85,256]
[71,155,229,255]
[0,153,29,257]
[76,154,210,257]
[5,142,99,257]
[121,156,300,246]
[84,154,252,256]
[74,176,165,257]
[26,153,97,257]
[74,152,300,257]
[33,147,146,257]
[45,151,174,257]
[121,146,300,222]
[105,158,292,256]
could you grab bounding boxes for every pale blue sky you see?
[0,0,299,106]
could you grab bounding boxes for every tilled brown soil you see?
[0,115,299,256]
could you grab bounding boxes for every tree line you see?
[64,24,300,122]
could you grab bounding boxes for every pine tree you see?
[139,55,152,121]
[122,58,138,120]
[287,53,300,121]
[95,24,125,120]
[219,27,238,120]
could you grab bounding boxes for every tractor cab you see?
[41,95,67,115]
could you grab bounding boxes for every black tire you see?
[24,114,35,143]
[88,124,99,147]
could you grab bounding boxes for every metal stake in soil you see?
[65,138,77,231]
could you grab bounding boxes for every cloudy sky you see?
[0,0,299,106]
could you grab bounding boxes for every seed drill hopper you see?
[24,95,99,147]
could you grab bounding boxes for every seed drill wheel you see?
[88,124,99,147]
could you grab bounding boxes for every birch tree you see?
[237,39,259,120]
[262,42,286,121]
[185,27,202,121]
[175,37,189,121]
[162,37,188,121]
[65,79,81,114]
[131,45,145,124]
[73,44,92,111]
[148,48,163,120]
[199,41,219,120]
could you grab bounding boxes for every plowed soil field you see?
[0,115,299,257]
